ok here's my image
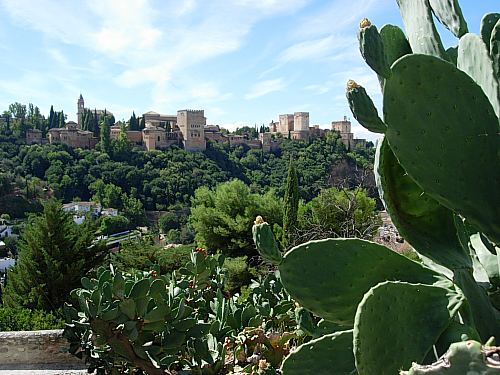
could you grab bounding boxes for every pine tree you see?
[3,200,103,311]
[283,158,299,248]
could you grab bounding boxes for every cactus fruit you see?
[354,281,465,375]
[383,54,500,245]
[277,238,441,325]
[428,0,468,38]
[346,80,386,133]
[396,0,447,60]
[481,13,500,51]
[281,330,356,375]
[379,24,412,67]
[357,19,391,79]
[457,33,500,118]
[252,216,282,265]
[374,137,471,270]
[401,340,500,374]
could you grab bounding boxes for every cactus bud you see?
[360,18,371,28]
[347,79,359,90]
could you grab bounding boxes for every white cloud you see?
[278,35,352,63]
[245,79,286,99]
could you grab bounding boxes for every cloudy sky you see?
[0,0,493,141]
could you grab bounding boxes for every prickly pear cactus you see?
[401,341,500,374]
[252,216,282,265]
[250,0,500,374]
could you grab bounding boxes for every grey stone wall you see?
[0,329,84,370]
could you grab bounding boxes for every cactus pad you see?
[384,54,500,245]
[279,238,441,325]
[481,13,500,51]
[429,0,468,38]
[358,23,391,78]
[280,330,356,375]
[354,281,465,375]
[379,24,412,67]
[457,33,500,118]
[401,340,500,374]
[396,0,447,60]
[375,137,471,270]
[252,220,282,265]
[346,81,386,133]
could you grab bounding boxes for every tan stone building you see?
[110,125,143,145]
[26,129,43,144]
[177,110,206,152]
[278,114,294,134]
[141,111,177,130]
[331,116,366,150]
[142,124,180,151]
[77,94,113,128]
[48,121,98,149]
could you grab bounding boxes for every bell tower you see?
[77,94,84,128]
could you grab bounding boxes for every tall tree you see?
[282,158,299,248]
[48,105,55,129]
[100,116,111,154]
[129,111,138,131]
[139,116,145,130]
[3,200,103,311]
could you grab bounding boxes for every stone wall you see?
[0,330,84,370]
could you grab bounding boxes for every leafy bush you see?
[222,256,258,294]
[0,307,64,331]
[110,238,193,275]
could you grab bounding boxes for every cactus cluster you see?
[253,0,500,373]
[64,250,298,374]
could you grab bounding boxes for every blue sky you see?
[0,0,495,141]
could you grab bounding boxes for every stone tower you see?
[77,94,85,128]
[177,110,206,152]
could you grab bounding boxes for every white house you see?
[0,224,13,238]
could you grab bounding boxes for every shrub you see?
[0,307,64,331]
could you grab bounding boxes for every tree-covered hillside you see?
[0,132,374,216]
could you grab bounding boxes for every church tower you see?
[77,94,85,128]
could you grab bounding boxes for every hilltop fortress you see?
[26,95,367,152]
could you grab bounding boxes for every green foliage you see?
[158,211,180,233]
[0,307,64,331]
[297,187,379,243]
[64,251,297,374]
[222,256,258,293]
[99,117,111,154]
[110,238,193,275]
[99,215,130,236]
[190,179,283,256]
[282,159,298,248]
[3,200,105,311]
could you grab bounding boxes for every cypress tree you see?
[48,105,55,129]
[59,110,65,127]
[283,158,299,248]
[139,116,145,130]
[3,200,103,311]
[129,111,138,131]
[100,116,111,154]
